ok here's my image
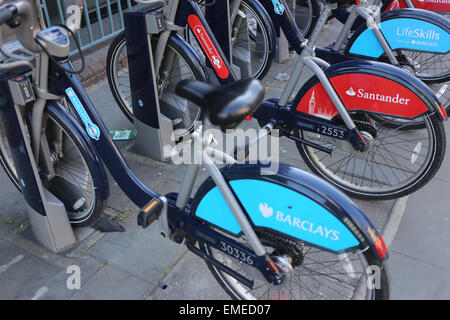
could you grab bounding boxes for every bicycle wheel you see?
[230,0,275,79]
[187,0,276,80]
[396,49,450,83]
[287,0,322,39]
[200,230,389,300]
[106,32,206,139]
[296,113,446,200]
[0,109,105,227]
[369,80,449,130]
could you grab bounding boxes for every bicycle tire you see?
[287,0,322,40]
[187,0,276,80]
[232,0,276,79]
[106,32,207,138]
[0,108,106,227]
[199,228,390,300]
[296,113,446,200]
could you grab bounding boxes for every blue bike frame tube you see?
[48,62,161,209]
[259,0,307,54]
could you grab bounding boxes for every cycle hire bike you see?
[107,0,448,200]
[0,0,390,300]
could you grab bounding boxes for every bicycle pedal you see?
[137,198,164,229]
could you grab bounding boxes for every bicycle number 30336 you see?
[219,241,254,265]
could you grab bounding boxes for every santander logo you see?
[346,87,411,105]
[211,55,222,69]
[258,203,340,241]
[346,87,356,96]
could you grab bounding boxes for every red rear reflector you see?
[438,105,447,120]
[373,236,388,259]
[245,114,253,121]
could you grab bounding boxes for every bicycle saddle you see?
[175,78,265,130]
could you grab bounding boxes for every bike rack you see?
[205,0,252,79]
[209,0,248,78]
[124,5,175,161]
[0,68,81,253]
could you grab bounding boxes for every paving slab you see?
[87,211,185,289]
[389,251,450,300]
[0,238,101,300]
[390,177,450,272]
[70,264,151,300]
[149,251,229,300]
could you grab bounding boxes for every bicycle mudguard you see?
[294,59,447,120]
[347,8,450,58]
[46,102,110,201]
[191,163,388,260]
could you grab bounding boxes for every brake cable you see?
[34,24,86,75]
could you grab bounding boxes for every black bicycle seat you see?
[175,78,265,130]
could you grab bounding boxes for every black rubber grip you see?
[0,5,16,25]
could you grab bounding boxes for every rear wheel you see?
[200,230,389,300]
[0,110,105,227]
[296,113,446,200]
[365,79,449,130]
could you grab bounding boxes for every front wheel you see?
[200,230,389,300]
[296,113,446,200]
[0,109,106,227]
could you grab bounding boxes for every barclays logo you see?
[258,202,341,240]
[259,203,274,218]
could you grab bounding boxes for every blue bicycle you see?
[0,0,390,300]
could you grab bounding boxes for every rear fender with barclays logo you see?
[294,59,447,121]
[191,163,388,260]
[347,8,450,58]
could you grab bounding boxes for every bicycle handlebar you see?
[0,4,17,26]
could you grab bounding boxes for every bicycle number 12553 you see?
[318,125,346,139]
